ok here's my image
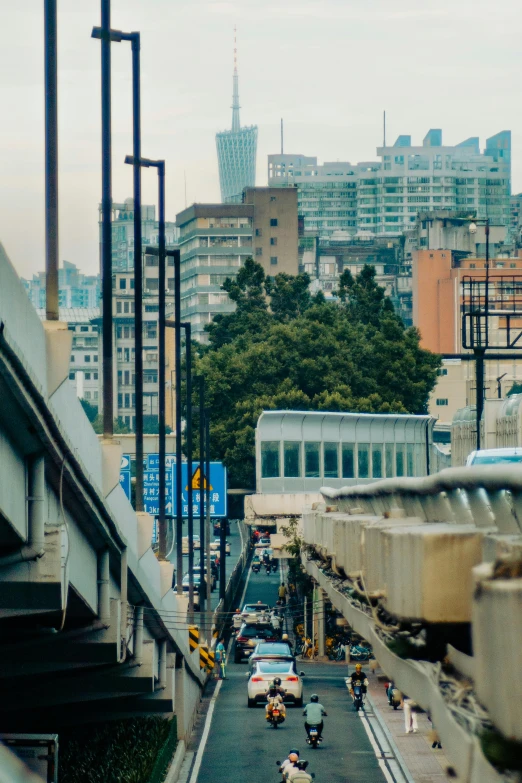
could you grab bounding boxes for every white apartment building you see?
[268,129,511,239]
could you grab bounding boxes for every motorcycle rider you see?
[303,693,327,740]
[266,682,286,722]
[279,752,299,780]
[232,608,242,632]
[349,662,368,696]
[271,609,282,634]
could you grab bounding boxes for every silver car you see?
[247,659,304,707]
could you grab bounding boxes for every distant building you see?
[36,307,101,407]
[176,187,299,342]
[215,34,257,203]
[100,198,178,273]
[23,261,100,309]
[510,193,522,247]
[268,129,511,239]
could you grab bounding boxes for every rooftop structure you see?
[215,30,258,204]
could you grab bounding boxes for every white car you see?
[241,602,270,622]
[466,447,522,465]
[181,574,200,609]
[182,535,201,554]
[209,539,231,555]
[247,659,304,707]
[255,537,271,550]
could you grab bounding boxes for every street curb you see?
[163,739,186,783]
[365,692,415,783]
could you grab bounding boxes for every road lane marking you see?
[358,709,408,783]
[188,679,223,783]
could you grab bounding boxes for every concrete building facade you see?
[176,188,298,342]
[268,129,511,240]
[24,261,100,309]
[99,198,177,273]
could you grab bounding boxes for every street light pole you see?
[205,415,212,627]
[195,376,206,617]
[44,0,59,322]
[180,322,194,616]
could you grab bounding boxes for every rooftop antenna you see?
[231,25,240,132]
[281,118,284,155]
[383,110,386,147]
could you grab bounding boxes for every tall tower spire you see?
[231,26,240,132]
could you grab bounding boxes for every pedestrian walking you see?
[278,582,287,604]
[402,697,418,733]
[215,638,226,680]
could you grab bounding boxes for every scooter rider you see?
[349,663,368,696]
[266,683,286,722]
[279,752,299,781]
[232,608,242,632]
[303,693,327,739]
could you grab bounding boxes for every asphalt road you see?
[173,520,244,613]
[194,566,386,783]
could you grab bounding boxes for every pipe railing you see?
[320,464,522,534]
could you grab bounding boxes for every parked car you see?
[234,623,278,663]
[209,538,231,555]
[247,659,304,707]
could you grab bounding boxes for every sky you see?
[1,0,522,278]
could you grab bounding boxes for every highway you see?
[191,566,387,783]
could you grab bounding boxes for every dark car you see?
[234,622,278,663]
[213,520,231,535]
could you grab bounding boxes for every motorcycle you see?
[265,563,271,575]
[276,760,315,783]
[386,682,401,710]
[350,643,372,662]
[352,681,367,711]
[271,560,278,572]
[267,705,285,729]
[306,725,322,748]
[252,561,261,573]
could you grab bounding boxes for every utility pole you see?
[44,0,59,322]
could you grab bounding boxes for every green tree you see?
[91,415,131,435]
[196,260,440,489]
[507,382,522,397]
[80,398,98,422]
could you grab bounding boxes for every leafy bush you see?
[59,716,176,783]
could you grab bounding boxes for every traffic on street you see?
[188,565,388,783]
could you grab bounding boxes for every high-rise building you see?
[176,187,298,342]
[23,261,100,309]
[99,198,178,273]
[268,130,511,239]
[215,31,258,204]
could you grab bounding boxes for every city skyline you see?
[2,0,522,278]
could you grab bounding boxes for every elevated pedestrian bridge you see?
[0,244,203,733]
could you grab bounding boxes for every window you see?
[270,196,276,202]
[261,441,280,478]
[118,394,123,408]
[119,278,126,289]
[270,257,278,266]
[255,228,262,237]
[69,372,75,380]
[256,247,263,256]
[94,355,98,362]
[117,301,122,314]
[80,326,89,332]
[436,398,449,406]
[358,443,370,479]
[85,355,91,363]
[342,443,355,478]
[437,368,448,376]
[396,444,405,477]
[407,444,415,476]
[372,445,383,478]
[304,442,320,478]
[323,442,338,478]
[85,372,91,380]
[284,442,301,477]
[270,218,278,227]
[385,443,394,477]
[71,356,75,362]
[94,373,98,380]
[124,301,130,313]
[270,237,278,246]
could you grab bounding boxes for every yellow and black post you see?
[189,625,199,653]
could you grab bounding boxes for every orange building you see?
[413,250,522,354]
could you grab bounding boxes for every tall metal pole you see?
[205,416,212,621]
[183,323,194,616]
[174,250,183,594]
[101,0,113,438]
[131,33,144,512]
[44,0,59,322]
[157,162,166,558]
[475,219,490,452]
[198,377,206,617]
[219,504,226,601]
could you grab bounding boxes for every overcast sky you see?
[1,0,521,278]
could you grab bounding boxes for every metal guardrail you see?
[212,521,252,638]
[321,464,522,534]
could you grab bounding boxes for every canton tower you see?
[215,29,258,203]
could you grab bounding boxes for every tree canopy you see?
[195,259,440,489]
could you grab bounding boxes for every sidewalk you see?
[366,668,453,783]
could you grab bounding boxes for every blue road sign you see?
[119,454,227,518]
